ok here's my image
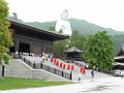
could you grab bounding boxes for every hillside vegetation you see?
[26,18,124,55]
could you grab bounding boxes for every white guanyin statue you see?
[55,9,72,36]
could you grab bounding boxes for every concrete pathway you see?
[0,77,124,93]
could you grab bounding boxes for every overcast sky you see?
[7,0,124,31]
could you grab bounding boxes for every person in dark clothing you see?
[91,70,95,81]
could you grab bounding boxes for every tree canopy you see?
[0,0,13,65]
[84,31,114,71]
[69,30,87,51]
[53,30,87,59]
[53,29,68,58]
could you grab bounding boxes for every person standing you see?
[91,70,95,81]
[121,71,124,78]
[78,73,82,82]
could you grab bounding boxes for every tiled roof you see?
[65,47,82,53]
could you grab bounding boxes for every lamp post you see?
[2,65,5,77]
[0,60,5,78]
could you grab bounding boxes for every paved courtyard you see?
[0,77,124,93]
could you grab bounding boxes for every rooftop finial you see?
[13,12,17,19]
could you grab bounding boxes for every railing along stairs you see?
[20,56,72,80]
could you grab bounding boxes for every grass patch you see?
[0,77,73,90]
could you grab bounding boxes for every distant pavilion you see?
[65,47,82,61]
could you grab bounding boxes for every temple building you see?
[9,19,69,57]
[114,45,124,63]
[114,45,124,70]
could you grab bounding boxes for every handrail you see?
[20,56,72,80]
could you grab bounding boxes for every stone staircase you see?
[0,55,112,82]
[19,56,88,81]
[0,59,70,81]
[20,56,112,81]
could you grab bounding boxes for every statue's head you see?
[61,9,69,21]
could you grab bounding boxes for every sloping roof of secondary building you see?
[65,47,82,53]
[114,44,124,63]
[117,44,124,56]
[9,18,69,41]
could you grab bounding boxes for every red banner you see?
[63,64,66,69]
[60,62,63,68]
[56,61,59,66]
[71,65,74,70]
[50,58,53,62]
[80,66,85,74]
[67,64,70,70]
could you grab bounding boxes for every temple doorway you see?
[19,43,30,54]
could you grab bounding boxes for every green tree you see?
[84,31,114,71]
[49,27,55,31]
[53,40,65,57]
[58,29,63,34]
[69,30,87,60]
[49,27,67,58]
[0,0,14,77]
[69,30,80,48]
[69,30,86,50]
[53,30,68,58]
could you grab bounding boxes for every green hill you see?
[69,18,124,35]
[26,18,124,36]
[26,21,56,31]
[110,35,124,55]
[26,18,124,55]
